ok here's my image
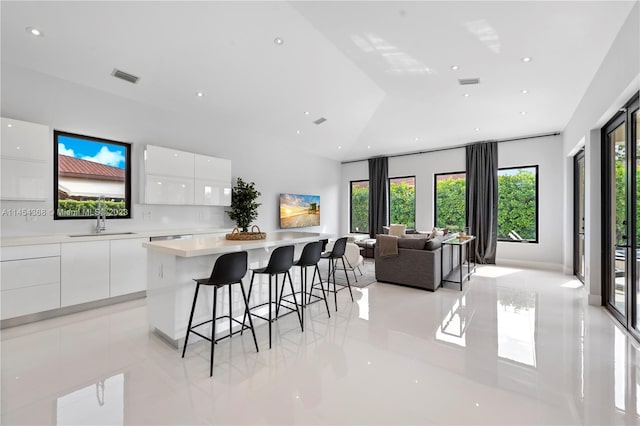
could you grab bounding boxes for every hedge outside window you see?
[434,171,466,233]
[350,180,369,233]
[497,165,538,242]
[54,130,131,219]
[389,176,416,230]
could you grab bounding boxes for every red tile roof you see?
[58,155,125,182]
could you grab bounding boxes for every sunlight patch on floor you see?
[475,265,521,278]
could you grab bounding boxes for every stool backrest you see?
[297,241,322,266]
[209,251,248,285]
[329,237,348,258]
[264,245,294,273]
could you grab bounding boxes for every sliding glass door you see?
[574,150,585,283]
[604,93,639,338]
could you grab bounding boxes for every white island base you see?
[143,231,327,347]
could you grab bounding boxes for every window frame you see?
[388,175,416,230]
[53,130,132,220]
[497,164,539,243]
[434,170,467,232]
[349,179,370,234]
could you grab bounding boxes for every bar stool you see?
[277,241,331,330]
[316,237,354,311]
[242,245,302,349]
[181,251,258,377]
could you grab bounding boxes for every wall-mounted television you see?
[279,193,320,229]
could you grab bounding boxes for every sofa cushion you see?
[424,239,442,250]
[398,237,429,250]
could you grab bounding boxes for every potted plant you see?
[226,177,265,240]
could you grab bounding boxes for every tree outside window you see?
[497,166,538,242]
[389,176,416,229]
[435,172,466,232]
[350,180,369,233]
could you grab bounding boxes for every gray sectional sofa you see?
[374,234,462,291]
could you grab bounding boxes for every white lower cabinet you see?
[110,238,147,297]
[1,252,61,320]
[61,241,110,307]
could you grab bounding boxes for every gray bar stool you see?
[181,251,258,377]
[242,245,303,348]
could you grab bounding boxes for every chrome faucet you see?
[96,195,107,233]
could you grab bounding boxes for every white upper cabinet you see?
[142,145,231,206]
[1,117,49,200]
[194,154,231,206]
[144,145,194,178]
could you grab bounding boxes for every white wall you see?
[561,3,639,304]
[0,64,341,238]
[340,134,564,269]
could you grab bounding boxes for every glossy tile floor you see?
[2,264,640,425]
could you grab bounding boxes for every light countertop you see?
[0,227,233,247]
[143,231,328,258]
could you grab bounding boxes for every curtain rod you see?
[340,132,561,165]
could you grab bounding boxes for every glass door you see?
[574,150,585,283]
[604,93,639,338]
[608,121,627,318]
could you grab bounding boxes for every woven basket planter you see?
[225,225,266,241]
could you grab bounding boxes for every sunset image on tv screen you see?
[279,193,320,229]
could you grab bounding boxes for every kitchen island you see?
[143,231,327,346]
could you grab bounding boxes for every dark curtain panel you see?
[368,157,388,238]
[465,142,498,264]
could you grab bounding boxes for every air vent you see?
[458,78,480,85]
[313,117,327,125]
[111,68,140,84]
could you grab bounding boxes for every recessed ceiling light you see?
[521,57,532,62]
[415,137,419,142]
[7,124,12,128]
[520,111,527,115]
[16,146,20,150]
[196,92,204,97]
[474,127,480,131]
[26,26,43,37]
[304,111,310,115]
[521,89,529,94]
[274,37,284,45]
[463,93,470,97]
[296,130,300,134]
[367,145,371,149]
[450,65,459,70]
[338,146,342,150]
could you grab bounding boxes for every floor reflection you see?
[497,287,537,367]
[436,295,474,347]
[57,373,124,425]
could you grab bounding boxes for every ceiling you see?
[1,1,636,162]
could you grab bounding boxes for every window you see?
[54,130,131,219]
[350,180,369,233]
[434,172,466,233]
[497,165,538,242]
[389,176,415,229]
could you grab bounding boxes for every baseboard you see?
[1,291,146,329]
[495,258,564,272]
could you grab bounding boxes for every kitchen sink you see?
[68,232,137,237]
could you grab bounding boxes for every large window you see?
[350,180,369,233]
[497,165,538,242]
[54,131,131,219]
[434,172,466,233]
[389,176,416,229]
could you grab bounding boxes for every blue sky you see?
[58,135,126,169]
[280,193,320,211]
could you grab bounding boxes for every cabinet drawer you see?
[1,257,60,291]
[1,244,61,261]
[1,283,60,320]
